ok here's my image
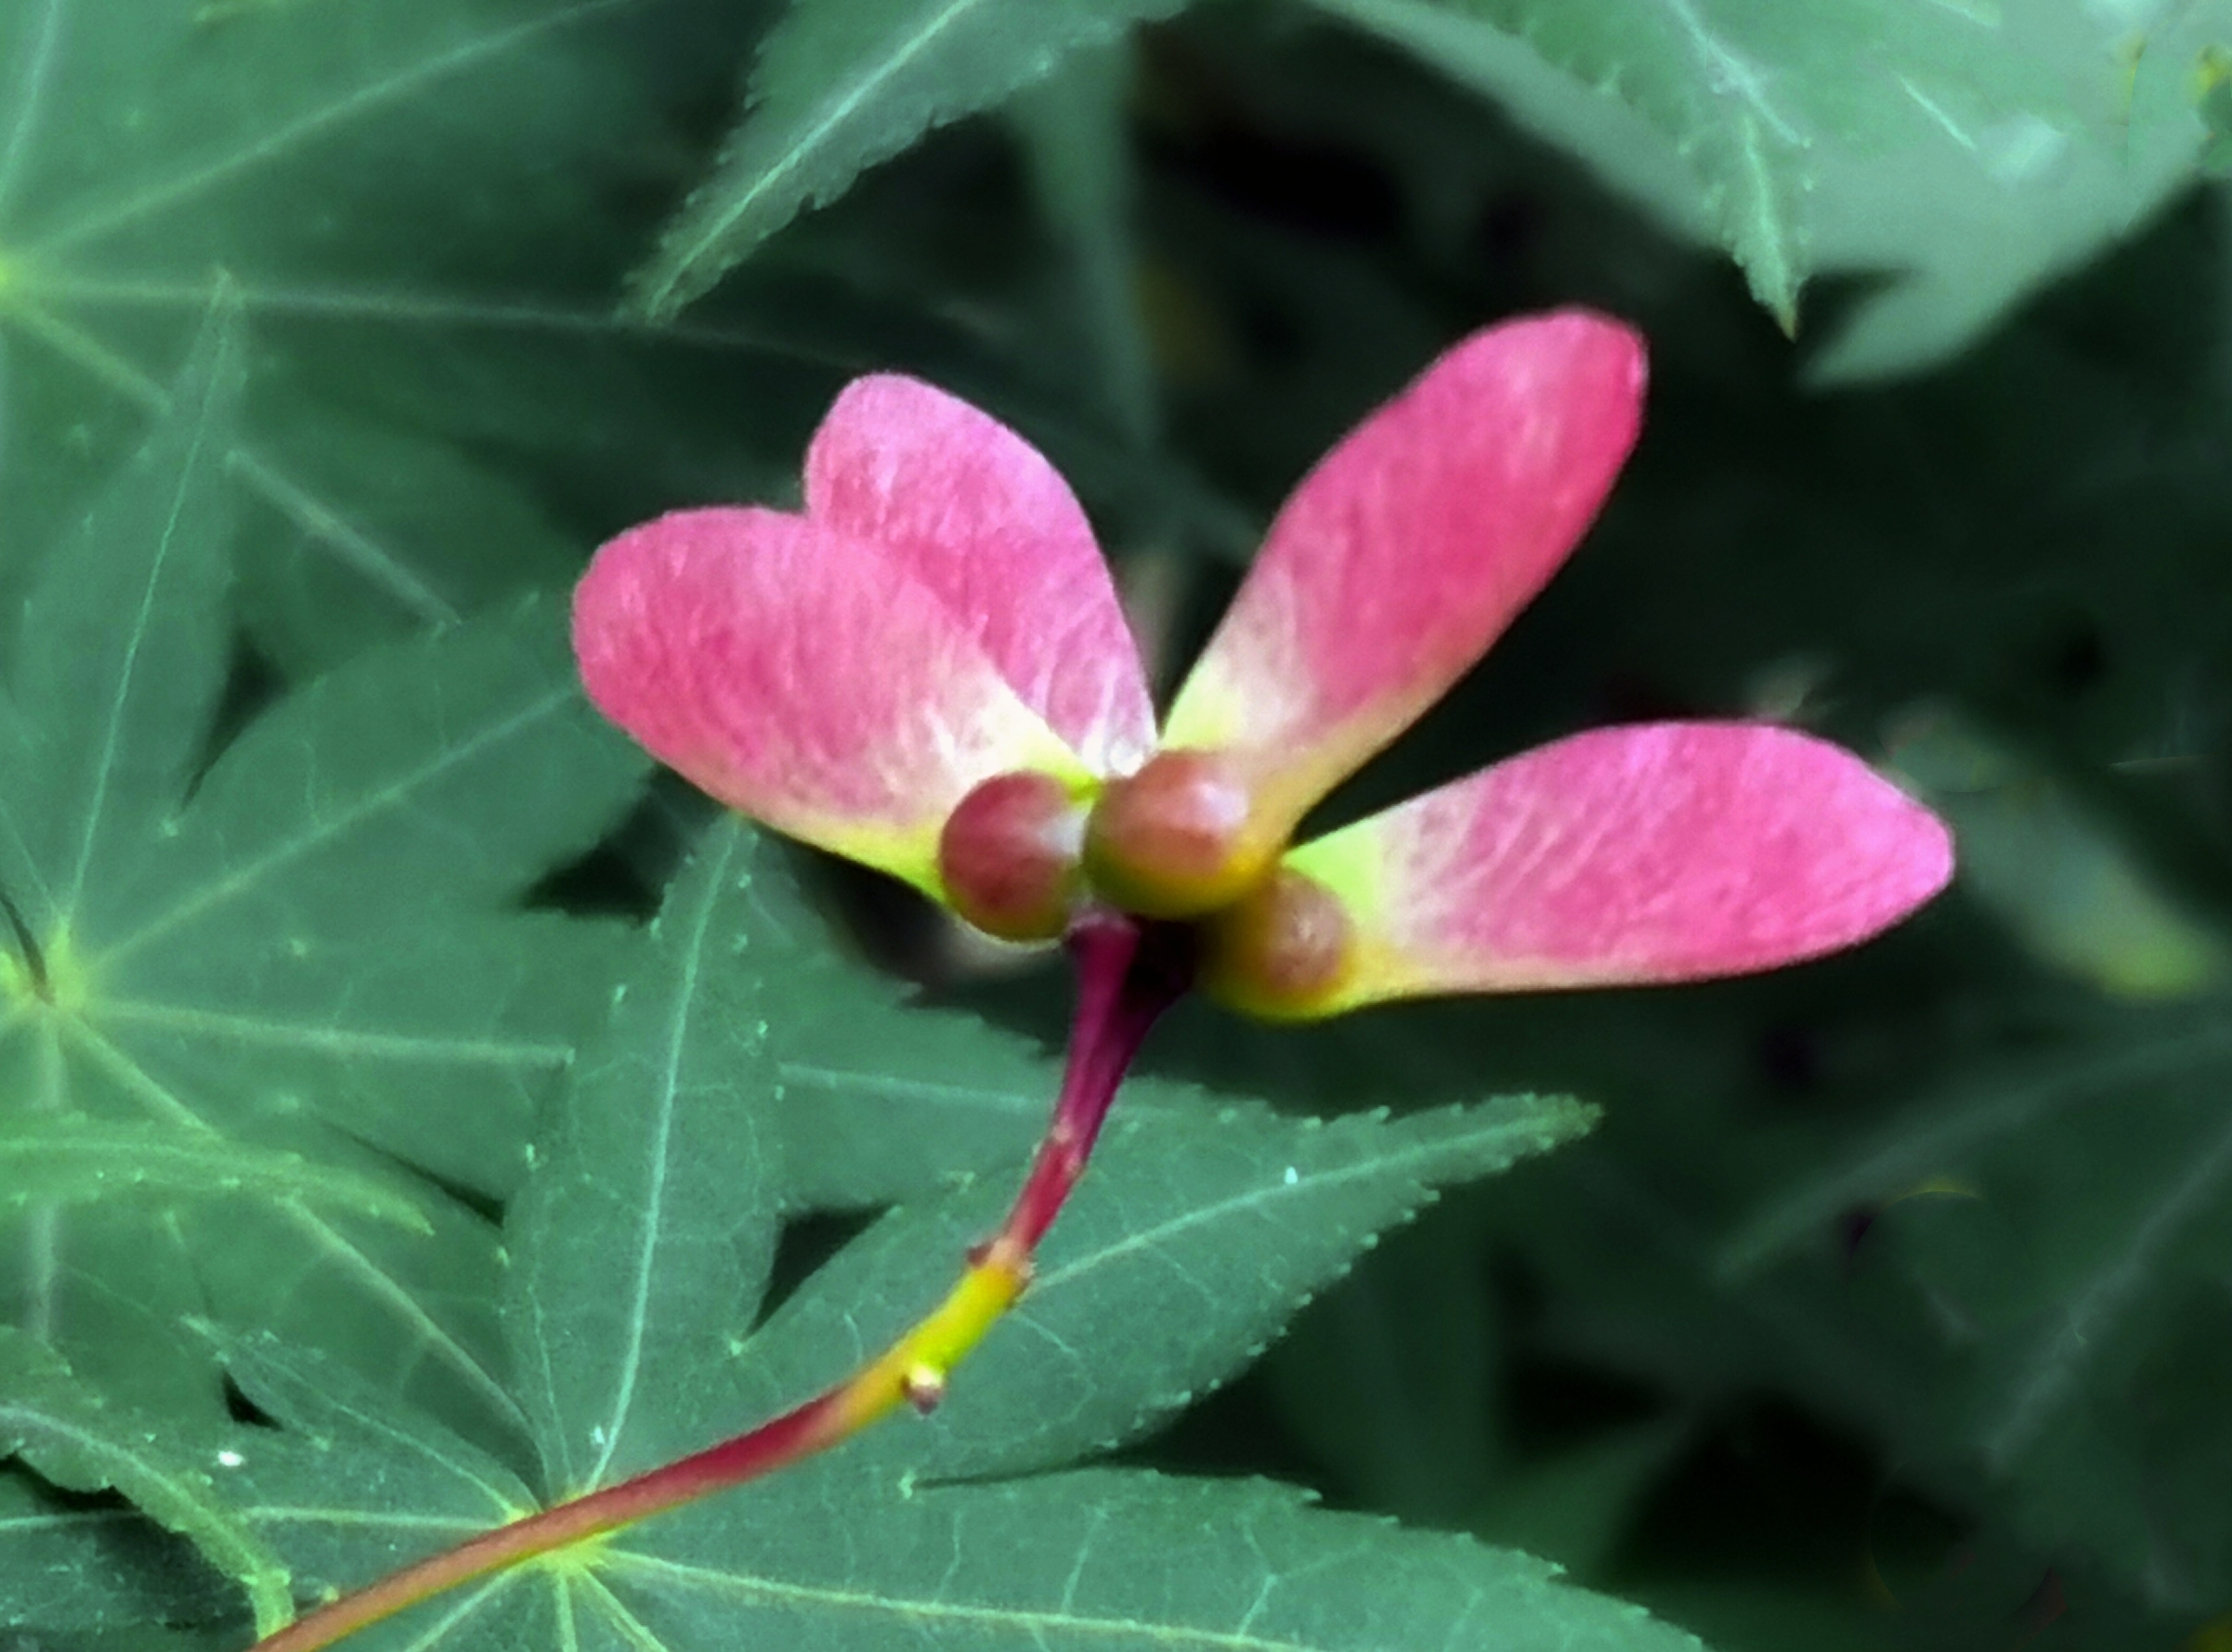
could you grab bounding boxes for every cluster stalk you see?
[249,912,1188,1652]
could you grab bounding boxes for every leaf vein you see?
[244,1505,495,1536]
[1985,1101,2232,1466]
[1032,1128,1514,1294]
[650,0,981,300]
[600,1550,1330,1651]
[22,0,638,255]
[581,1571,677,1652]
[0,0,66,215]
[583,828,738,1489]
[98,685,575,968]
[71,1024,523,1429]
[60,312,228,916]
[1651,0,1803,144]
[98,997,570,1066]
[394,1573,515,1652]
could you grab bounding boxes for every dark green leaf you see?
[507,818,782,1496]
[0,1327,290,1633]
[627,0,1190,319]
[0,0,798,667]
[0,305,645,1436]
[0,1465,233,1632]
[740,1092,1597,1481]
[618,1468,1710,1652]
[1011,40,1161,449]
[0,1115,431,1229]
[1310,0,2207,375]
[1262,1210,1503,1527]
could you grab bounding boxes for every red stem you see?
[999,911,1189,1252]
[248,909,1190,1652]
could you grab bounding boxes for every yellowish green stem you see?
[247,911,1189,1652]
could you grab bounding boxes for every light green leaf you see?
[1310,0,2204,373]
[0,0,815,668]
[706,826,1196,1212]
[507,817,783,1497]
[0,1326,291,1634]
[41,855,1628,1647]
[625,854,1590,1489]
[1893,715,2231,996]
[738,1092,1598,1481]
[0,1464,235,1632]
[0,310,645,1437]
[1301,0,1716,242]
[517,830,1555,1498]
[7,285,241,921]
[618,1468,1711,1652]
[0,1115,430,1229]
[626,0,1190,319]
[1011,39,1161,449]
[2201,42,2232,170]
[197,1341,1709,1652]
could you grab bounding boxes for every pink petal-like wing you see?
[573,507,1088,897]
[1163,310,1646,837]
[807,374,1155,775]
[1286,722,1954,1011]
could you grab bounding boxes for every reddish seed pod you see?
[936,770,1089,943]
[1199,865,1355,1021]
[1082,749,1267,920]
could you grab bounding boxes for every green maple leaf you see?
[1307,0,2221,377]
[1716,987,2232,1607]
[625,0,1192,319]
[2,817,1714,1652]
[0,1325,292,1635]
[0,0,874,671]
[0,295,648,1450]
[686,825,1206,1214]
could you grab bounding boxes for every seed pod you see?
[1199,865,1356,1021]
[1083,750,1269,919]
[936,770,1090,943]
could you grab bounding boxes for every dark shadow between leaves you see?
[751,1205,888,1335]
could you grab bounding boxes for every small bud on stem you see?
[902,1364,947,1413]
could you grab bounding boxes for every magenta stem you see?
[248,1385,857,1652]
[1001,912,1190,1252]
[247,910,1191,1652]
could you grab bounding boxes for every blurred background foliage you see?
[8,0,2232,1647]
